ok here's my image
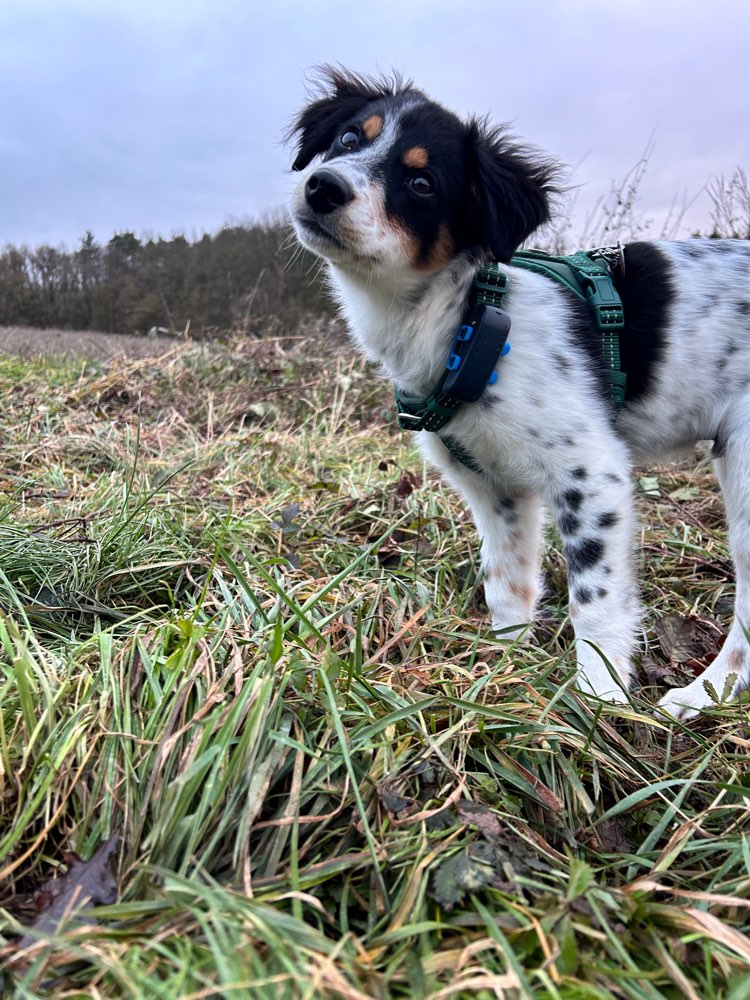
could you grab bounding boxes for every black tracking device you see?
[441,303,511,403]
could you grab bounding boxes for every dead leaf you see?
[669,485,700,501]
[655,613,718,665]
[394,471,417,499]
[378,783,415,817]
[10,835,119,960]
[432,844,496,910]
[377,542,402,567]
[589,818,633,854]
[457,801,501,838]
[272,503,302,533]
[641,656,681,685]
[639,476,661,497]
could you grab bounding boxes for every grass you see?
[0,328,749,999]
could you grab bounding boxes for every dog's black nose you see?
[305,169,354,214]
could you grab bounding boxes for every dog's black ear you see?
[465,118,558,262]
[289,67,405,171]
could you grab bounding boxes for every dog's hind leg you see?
[659,400,750,719]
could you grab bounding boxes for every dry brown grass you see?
[0,324,179,360]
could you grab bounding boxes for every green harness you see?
[394,248,626,471]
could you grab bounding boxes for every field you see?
[0,326,180,361]
[1,322,749,999]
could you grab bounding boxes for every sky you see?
[1,0,749,250]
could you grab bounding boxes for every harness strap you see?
[394,250,627,472]
[512,249,626,405]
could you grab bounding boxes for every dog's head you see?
[288,67,557,275]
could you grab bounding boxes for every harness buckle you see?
[582,274,625,331]
[396,411,425,425]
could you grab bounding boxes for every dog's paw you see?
[657,679,713,720]
[576,667,630,704]
[575,644,632,703]
[490,618,532,642]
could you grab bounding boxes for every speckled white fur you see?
[327,256,642,703]
[291,108,750,718]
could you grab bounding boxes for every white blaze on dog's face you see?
[289,69,556,281]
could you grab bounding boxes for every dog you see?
[287,67,750,718]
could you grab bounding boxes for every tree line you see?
[0,218,333,336]
[1,165,748,337]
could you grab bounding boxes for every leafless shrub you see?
[706,168,750,239]
[535,149,659,252]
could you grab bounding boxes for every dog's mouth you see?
[293,211,380,267]
[294,213,348,253]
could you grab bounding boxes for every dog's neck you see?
[326,256,477,396]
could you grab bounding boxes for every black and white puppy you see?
[288,68,750,718]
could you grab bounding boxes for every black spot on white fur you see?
[565,538,605,576]
[559,512,581,536]
[597,512,618,529]
[562,489,584,512]
[495,497,519,523]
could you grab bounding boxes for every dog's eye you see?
[340,129,360,150]
[407,172,435,197]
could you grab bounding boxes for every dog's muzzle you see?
[305,169,354,215]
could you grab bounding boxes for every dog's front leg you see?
[420,437,544,636]
[476,491,545,637]
[549,463,641,702]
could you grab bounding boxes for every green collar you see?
[395,261,509,433]
[394,249,627,471]
[395,262,509,470]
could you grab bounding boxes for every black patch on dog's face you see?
[287,68,420,170]
[382,101,474,270]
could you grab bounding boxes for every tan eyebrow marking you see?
[402,146,429,169]
[362,114,383,140]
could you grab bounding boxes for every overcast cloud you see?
[1,0,748,249]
